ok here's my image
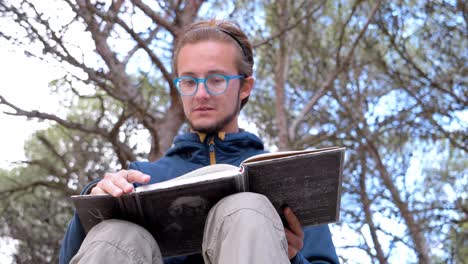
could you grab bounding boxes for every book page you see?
[166,164,238,182]
[136,165,239,192]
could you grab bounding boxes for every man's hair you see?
[173,19,254,110]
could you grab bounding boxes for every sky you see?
[0,48,64,168]
[0,45,65,264]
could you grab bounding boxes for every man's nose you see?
[194,82,210,99]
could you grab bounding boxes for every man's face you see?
[176,41,253,134]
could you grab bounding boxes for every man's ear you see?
[239,76,254,100]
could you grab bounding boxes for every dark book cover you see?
[244,149,344,226]
[72,147,345,257]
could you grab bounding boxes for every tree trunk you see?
[359,151,387,264]
[366,142,432,264]
[274,0,291,151]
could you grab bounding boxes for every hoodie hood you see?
[165,130,265,166]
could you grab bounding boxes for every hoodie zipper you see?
[208,137,216,165]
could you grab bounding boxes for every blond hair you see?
[173,19,254,109]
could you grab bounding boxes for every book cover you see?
[72,147,345,257]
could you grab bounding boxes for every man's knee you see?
[72,219,161,264]
[202,193,288,263]
[213,192,281,221]
[207,192,284,232]
[218,192,270,208]
[88,219,153,243]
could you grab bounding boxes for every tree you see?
[248,0,466,263]
[0,0,204,261]
[0,0,466,263]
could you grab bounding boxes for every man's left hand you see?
[284,206,304,259]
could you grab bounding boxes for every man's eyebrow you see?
[179,69,231,77]
[206,69,230,75]
[178,71,196,76]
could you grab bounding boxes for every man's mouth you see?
[193,106,215,112]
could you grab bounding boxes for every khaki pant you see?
[70,192,290,264]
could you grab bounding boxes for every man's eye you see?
[209,77,224,84]
[182,79,196,87]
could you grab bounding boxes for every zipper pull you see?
[208,137,216,165]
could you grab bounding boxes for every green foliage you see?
[0,0,466,263]
[0,165,72,264]
[247,0,467,262]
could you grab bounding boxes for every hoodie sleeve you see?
[59,210,86,264]
[59,162,145,263]
[290,224,339,264]
[58,179,101,264]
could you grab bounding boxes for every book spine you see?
[335,150,345,222]
[134,191,145,222]
[117,196,125,214]
[239,165,249,192]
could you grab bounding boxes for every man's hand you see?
[284,206,304,259]
[90,169,151,197]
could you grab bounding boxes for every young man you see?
[59,20,339,264]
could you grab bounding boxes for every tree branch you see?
[73,0,159,125]
[252,0,326,48]
[378,21,466,105]
[36,133,72,174]
[289,0,382,141]
[122,25,161,65]
[335,0,361,67]
[108,109,137,165]
[0,179,74,197]
[130,0,179,37]
[274,0,292,150]
[102,0,125,37]
[358,149,388,264]
[91,6,176,92]
[0,95,105,135]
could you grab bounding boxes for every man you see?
[59,19,339,264]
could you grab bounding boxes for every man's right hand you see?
[90,170,151,197]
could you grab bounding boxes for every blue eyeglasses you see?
[173,74,244,96]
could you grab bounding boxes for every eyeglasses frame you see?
[173,74,245,96]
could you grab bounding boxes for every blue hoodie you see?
[59,131,339,264]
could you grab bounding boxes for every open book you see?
[72,146,345,257]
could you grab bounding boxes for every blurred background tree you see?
[0,0,466,263]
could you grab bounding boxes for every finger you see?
[284,207,304,238]
[285,228,303,250]
[98,178,124,197]
[288,244,298,260]
[90,186,107,195]
[127,169,151,184]
[113,170,135,193]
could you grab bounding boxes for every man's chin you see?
[190,122,219,134]
[188,108,238,134]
